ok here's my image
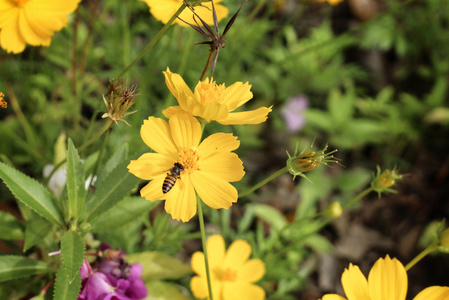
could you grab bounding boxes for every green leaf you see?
[80,159,140,223]
[0,256,49,282]
[24,219,53,252]
[53,263,81,300]
[143,280,191,300]
[90,196,157,232]
[0,211,24,240]
[61,231,85,283]
[251,204,287,231]
[126,252,191,281]
[66,138,86,221]
[0,161,65,229]
[96,143,128,185]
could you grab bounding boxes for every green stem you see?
[343,187,373,209]
[117,3,187,78]
[78,119,114,153]
[197,197,214,300]
[405,243,438,271]
[239,166,289,198]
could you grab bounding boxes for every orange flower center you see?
[197,79,226,104]
[213,267,237,282]
[178,147,200,175]
[14,0,31,6]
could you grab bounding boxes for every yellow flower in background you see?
[191,234,266,300]
[321,255,449,300]
[141,0,229,27]
[162,68,272,125]
[0,0,81,54]
[318,0,344,5]
[127,114,245,222]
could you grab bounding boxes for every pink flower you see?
[281,95,308,133]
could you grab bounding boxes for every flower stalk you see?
[197,196,214,300]
[117,3,187,78]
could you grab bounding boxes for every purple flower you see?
[281,95,309,133]
[78,247,147,300]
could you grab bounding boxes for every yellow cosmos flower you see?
[162,68,272,125]
[191,234,266,300]
[141,0,229,27]
[321,255,449,300]
[127,114,245,222]
[0,0,81,54]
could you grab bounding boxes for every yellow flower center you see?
[178,147,200,175]
[213,267,237,282]
[197,80,226,104]
[14,0,31,6]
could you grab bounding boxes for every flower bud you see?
[326,201,343,218]
[102,80,137,125]
[438,228,449,253]
[371,166,402,197]
[286,143,341,180]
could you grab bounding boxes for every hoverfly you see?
[162,162,184,194]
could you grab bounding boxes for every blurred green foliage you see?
[1,0,449,299]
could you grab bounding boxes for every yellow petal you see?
[162,106,185,119]
[238,259,265,283]
[139,175,166,201]
[341,264,370,300]
[140,117,177,156]
[169,114,201,149]
[223,282,265,300]
[193,100,229,123]
[190,275,209,299]
[174,0,229,27]
[191,251,206,276]
[140,0,178,25]
[218,106,272,125]
[199,132,241,154]
[0,8,26,54]
[222,81,253,111]
[164,174,196,222]
[127,153,173,180]
[191,172,238,209]
[199,152,244,182]
[368,256,407,300]
[207,234,226,270]
[413,286,449,300]
[223,240,251,268]
[321,295,347,300]
[163,67,194,102]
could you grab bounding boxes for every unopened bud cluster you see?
[286,143,340,180]
[102,80,137,125]
[0,92,6,108]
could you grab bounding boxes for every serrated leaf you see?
[80,159,140,223]
[144,280,191,300]
[0,211,24,240]
[96,144,128,185]
[90,196,157,232]
[66,138,86,221]
[24,218,53,252]
[53,263,81,300]
[0,256,49,282]
[126,252,191,281]
[0,162,65,229]
[61,231,85,283]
